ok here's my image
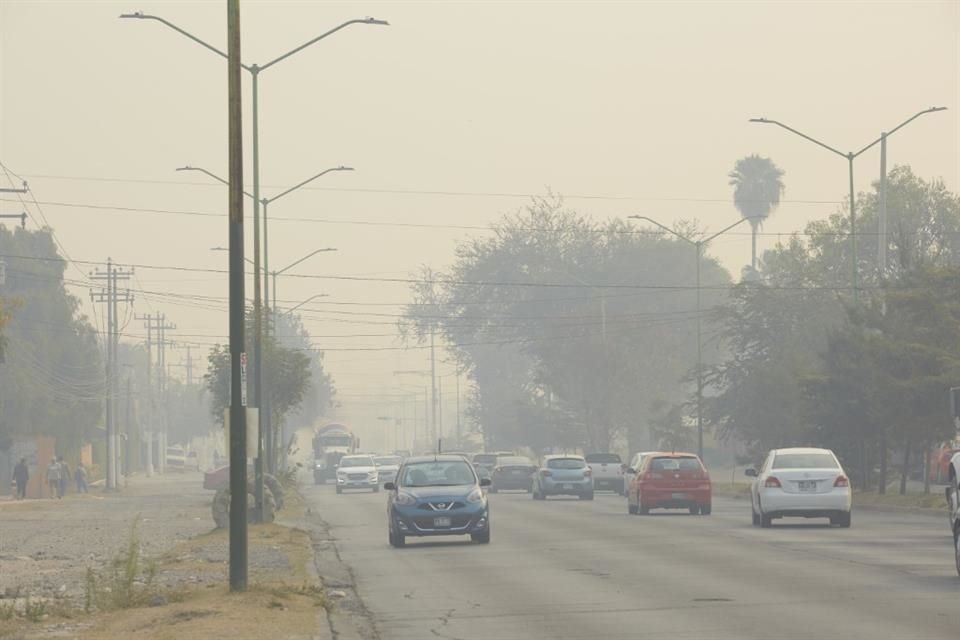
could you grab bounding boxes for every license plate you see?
[672,492,688,500]
[562,484,573,490]
[433,517,452,528]
[798,481,816,492]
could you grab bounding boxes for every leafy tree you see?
[274,311,335,432]
[729,155,786,270]
[0,227,102,446]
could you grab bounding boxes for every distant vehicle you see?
[931,445,960,484]
[374,455,403,485]
[746,447,850,528]
[490,456,536,493]
[313,423,358,484]
[626,451,658,476]
[584,453,624,494]
[471,452,510,483]
[532,455,593,500]
[628,452,711,515]
[166,445,186,472]
[384,454,491,547]
[335,454,379,494]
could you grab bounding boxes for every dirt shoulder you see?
[0,474,330,640]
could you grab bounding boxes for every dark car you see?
[490,456,537,493]
[384,455,492,547]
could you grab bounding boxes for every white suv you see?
[335,455,380,494]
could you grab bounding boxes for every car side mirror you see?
[479,478,492,487]
[383,482,396,491]
[625,468,636,474]
[744,468,758,478]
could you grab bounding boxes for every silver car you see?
[532,455,594,500]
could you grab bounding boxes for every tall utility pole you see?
[136,313,155,476]
[156,313,175,473]
[227,0,248,593]
[90,258,133,490]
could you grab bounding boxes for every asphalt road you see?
[303,485,959,640]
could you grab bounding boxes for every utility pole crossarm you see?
[259,18,389,71]
[748,118,848,159]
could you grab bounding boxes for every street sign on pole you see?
[240,352,248,407]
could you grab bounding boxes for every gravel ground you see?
[0,472,215,606]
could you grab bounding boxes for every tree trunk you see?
[878,434,887,495]
[751,224,758,270]
[899,440,912,496]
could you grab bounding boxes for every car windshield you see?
[650,457,701,471]
[339,457,374,468]
[400,461,477,487]
[546,458,585,470]
[375,456,401,466]
[585,453,621,464]
[772,453,839,470]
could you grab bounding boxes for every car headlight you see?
[467,488,485,504]
[395,492,416,506]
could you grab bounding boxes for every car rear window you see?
[547,458,586,470]
[649,457,701,471]
[772,453,839,470]
[498,457,532,466]
[585,453,621,464]
[473,454,498,465]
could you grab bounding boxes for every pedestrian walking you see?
[74,463,88,494]
[46,458,61,499]
[13,458,29,500]
[58,457,70,497]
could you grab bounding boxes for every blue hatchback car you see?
[384,455,491,547]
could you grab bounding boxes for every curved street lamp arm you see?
[276,248,337,276]
[286,293,330,315]
[260,17,389,71]
[176,166,255,200]
[119,12,252,71]
[627,215,695,245]
[852,106,948,158]
[267,166,354,204]
[702,216,756,245]
[748,118,847,159]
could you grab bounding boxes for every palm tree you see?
[728,155,785,270]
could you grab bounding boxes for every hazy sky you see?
[1,0,957,449]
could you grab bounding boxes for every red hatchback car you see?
[627,452,712,515]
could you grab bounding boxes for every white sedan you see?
[746,447,851,528]
[375,455,402,486]
[335,455,380,494]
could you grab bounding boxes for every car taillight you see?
[584,468,592,478]
[834,475,849,488]
[764,476,782,488]
[540,469,552,477]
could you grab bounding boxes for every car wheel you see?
[639,504,650,515]
[628,501,638,515]
[954,524,960,578]
[689,506,699,515]
[751,507,760,527]
[335,486,343,495]
[760,512,773,528]
[471,529,491,544]
[700,505,712,516]
[832,511,851,528]
[389,529,405,548]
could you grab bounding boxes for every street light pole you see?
[749,107,946,300]
[628,215,754,459]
